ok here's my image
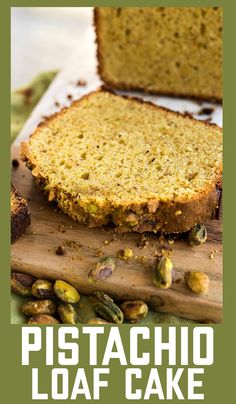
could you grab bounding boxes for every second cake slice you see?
[21,89,222,233]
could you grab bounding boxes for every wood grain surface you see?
[11,146,222,323]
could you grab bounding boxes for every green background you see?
[1,0,234,403]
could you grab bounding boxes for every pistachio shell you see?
[153,256,173,289]
[21,299,56,317]
[188,224,207,246]
[32,279,55,299]
[88,256,115,282]
[120,300,148,323]
[89,291,124,324]
[11,272,35,296]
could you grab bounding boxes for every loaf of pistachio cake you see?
[21,90,222,233]
[95,7,223,101]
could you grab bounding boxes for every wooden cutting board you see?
[11,145,222,323]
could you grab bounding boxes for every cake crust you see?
[11,184,31,243]
[21,89,222,234]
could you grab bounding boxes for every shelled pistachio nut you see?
[28,314,60,325]
[32,279,55,299]
[120,300,148,323]
[88,256,115,282]
[54,280,80,303]
[188,224,207,246]
[57,303,77,324]
[153,256,173,289]
[87,318,112,324]
[118,248,133,259]
[11,272,35,296]
[89,291,124,324]
[21,299,56,317]
[185,271,209,294]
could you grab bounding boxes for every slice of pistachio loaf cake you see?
[21,90,222,233]
[95,7,222,101]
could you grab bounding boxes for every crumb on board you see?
[55,245,65,256]
[175,278,181,284]
[12,158,19,168]
[134,255,147,263]
[210,249,218,259]
[168,239,175,245]
[161,246,173,257]
[95,248,103,257]
[137,235,150,249]
[64,240,82,249]
[124,248,133,258]
[158,234,165,244]
[58,224,66,233]
[70,255,82,261]
[118,248,133,259]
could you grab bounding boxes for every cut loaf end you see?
[95,7,223,101]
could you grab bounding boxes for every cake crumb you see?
[58,224,66,233]
[210,249,218,259]
[55,245,65,256]
[12,158,19,168]
[168,239,175,245]
[64,240,82,250]
[118,248,133,259]
[175,278,181,284]
[137,235,149,249]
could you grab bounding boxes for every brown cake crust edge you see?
[11,185,31,243]
[21,89,222,234]
[94,8,222,103]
